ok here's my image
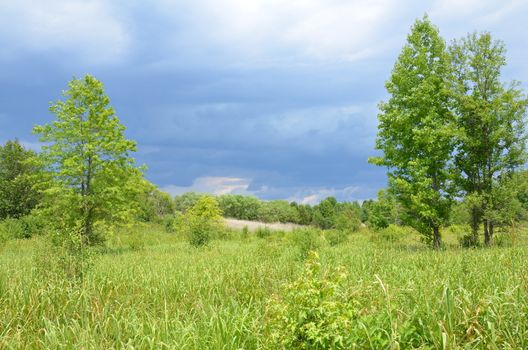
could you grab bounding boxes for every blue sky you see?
[1,0,527,204]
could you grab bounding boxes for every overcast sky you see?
[1,0,527,204]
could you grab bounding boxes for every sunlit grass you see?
[1,226,527,348]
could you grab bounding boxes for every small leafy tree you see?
[33,75,142,245]
[0,140,41,219]
[370,16,455,248]
[184,195,223,247]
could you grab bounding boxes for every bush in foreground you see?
[265,251,356,349]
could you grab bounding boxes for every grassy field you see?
[1,225,528,349]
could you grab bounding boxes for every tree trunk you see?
[470,206,479,246]
[484,220,494,246]
[484,219,491,246]
[433,225,441,249]
[82,154,94,244]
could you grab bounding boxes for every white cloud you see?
[287,186,361,205]
[0,0,130,64]
[162,176,252,196]
[430,0,528,29]
[155,0,404,66]
[161,176,365,204]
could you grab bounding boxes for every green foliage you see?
[312,197,338,229]
[373,224,415,244]
[323,229,348,247]
[334,203,362,232]
[450,32,528,245]
[184,195,223,247]
[258,200,300,223]
[266,251,356,349]
[33,75,142,245]
[40,227,96,280]
[290,228,322,260]
[0,215,45,240]
[256,226,272,239]
[295,203,314,225]
[363,190,402,230]
[371,16,456,248]
[241,225,249,239]
[136,182,174,223]
[218,194,261,220]
[164,212,185,233]
[0,218,25,240]
[0,139,41,219]
[174,192,205,213]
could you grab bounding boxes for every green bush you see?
[0,218,25,240]
[324,229,348,246]
[443,224,474,247]
[291,228,322,260]
[128,231,146,252]
[335,210,361,233]
[164,213,185,234]
[0,215,43,240]
[265,251,356,349]
[494,231,515,247]
[373,224,413,244]
[42,227,95,280]
[256,226,272,239]
[184,196,223,247]
[241,225,249,240]
[459,233,480,248]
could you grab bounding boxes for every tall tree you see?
[450,32,528,245]
[33,75,143,244]
[370,16,455,248]
[0,140,41,219]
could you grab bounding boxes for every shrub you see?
[324,229,348,247]
[42,226,95,280]
[0,218,25,240]
[164,212,184,234]
[241,225,249,240]
[265,251,356,349]
[128,232,146,252]
[291,228,322,260]
[20,214,46,238]
[335,209,361,233]
[184,196,223,247]
[0,215,44,240]
[256,226,272,239]
[494,231,515,247]
[459,234,480,248]
[373,224,413,244]
[443,224,474,247]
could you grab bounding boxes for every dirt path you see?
[224,218,303,231]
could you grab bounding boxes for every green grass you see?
[1,225,528,349]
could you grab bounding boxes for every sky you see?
[0,0,527,204]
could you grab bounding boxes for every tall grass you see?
[1,225,527,348]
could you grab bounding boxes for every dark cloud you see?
[1,0,527,202]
